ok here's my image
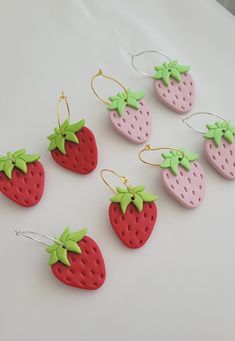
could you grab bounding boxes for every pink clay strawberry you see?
[160,149,205,208]
[109,185,158,248]
[107,89,152,144]
[153,60,194,113]
[48,118,98,174]
[47,227,106,290]
[0,149,44,207]
[203,120,235,179]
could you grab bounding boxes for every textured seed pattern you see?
[162,162,205,208]
[154,73,195,113]
[51,127,98,174]
[0,162,44,207]
[51,236,106,290]
[109,202,157,248]
[109,100,152,144]
[205,138,235,180]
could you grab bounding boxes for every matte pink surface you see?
[109,100,152,144]
[162,161,205,208]
[205,138,235,180]
[154,73,195,114]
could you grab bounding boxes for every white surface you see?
[0,0,235,340]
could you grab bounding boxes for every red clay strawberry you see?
[153,60,194,113]
[160,149,205,208]
[107,89,152,144]
[109,185,158,248]
[48,118,98,174]
[203,120,235,180]
[47,227,106,290]
[0,149,44,207]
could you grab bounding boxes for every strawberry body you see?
[204,138,235,180]
[109,100,152,144]
[109,202,157,248]
[51,236,105,290]
[154,73,194,114]
[51,127,98,174]
[162,162,205,208]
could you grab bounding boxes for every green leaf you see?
[171,156,179,176]
[3,160,14,179]
[117,99,126,115]
[132,194,143,212]
[204,130,215,139]
[109,95,119,101]
[56,246,70,266]
[0,161,4,171]
[64,240,81,254]
[162,69,170,86]
[214,128,223,146]
[15,158,27,173]
[223,130,234,144]
[60,119,70,130]
[48,251,59,266]
[162,152,173,158]
[47,133,57,141]
[66,119,85,133]
[120,193,133,214]
[19,154,40,163]
[180,157,190,171]
[133,185,145,192]
[56,134,66,154]
[175,65,190,73]
[171,67,181,81]
[154,65,164,71]
[206,124,217,130]
[70,228,87,242]
[59,227,71,243]
[46,243,59,253]
[160,158,171,168]
[110,193,123,203]
[107,100,118,110]
[139,191,157,202]
[65,131,78,143]
[153,70,163,79]
[127,97,139,109]
[12,149,25,157]
[116,187,128,193]
[48,139,56,151]
[183,152,198,161]
[132,91,145,100]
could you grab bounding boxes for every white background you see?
[0,0,235,340]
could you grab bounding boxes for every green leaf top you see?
[107,89,145,116]
[46,227,87,267]
[110,185,157,214]
[203,120,235,147]
[153,60,190,86]
[0,149,40,179]
[160,149,198,176]
[47,118,85,154]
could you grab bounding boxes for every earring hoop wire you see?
[100,169,130,194]
[182,112,226,134]
[57,91,70,128]
[138,145,184,167]
[15,228,63,247]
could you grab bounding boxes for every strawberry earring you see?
[47,92,98,174]
[100,168,158,248]
[90,69,152,144]
[0,149,44,207]
[138,145,205,208]
[130,50,195,114]
[15,227,106,290]
[182,112,235,180]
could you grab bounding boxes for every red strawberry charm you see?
[109,185,158,248]
[47,227,106,290]
[153,60,194,114]
[160,149,205,208]
[0,149,44,207]
[203,120,235,180]
[107,89,152,144]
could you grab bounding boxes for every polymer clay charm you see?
[48,92,98,174]
[0,149,44,207]
[101,169,158,248]
[139,145,205,208]
[91,70,152,144]
[130,50,195,114]
[183,112,235,179]
[16,227,106,290]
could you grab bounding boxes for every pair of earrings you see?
[0,92,98,207]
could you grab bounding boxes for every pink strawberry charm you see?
[0,149,44,207]
[153,60,194,114]
[107,89,152,143]
[203,120,235,179]
[160,149,205,208]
